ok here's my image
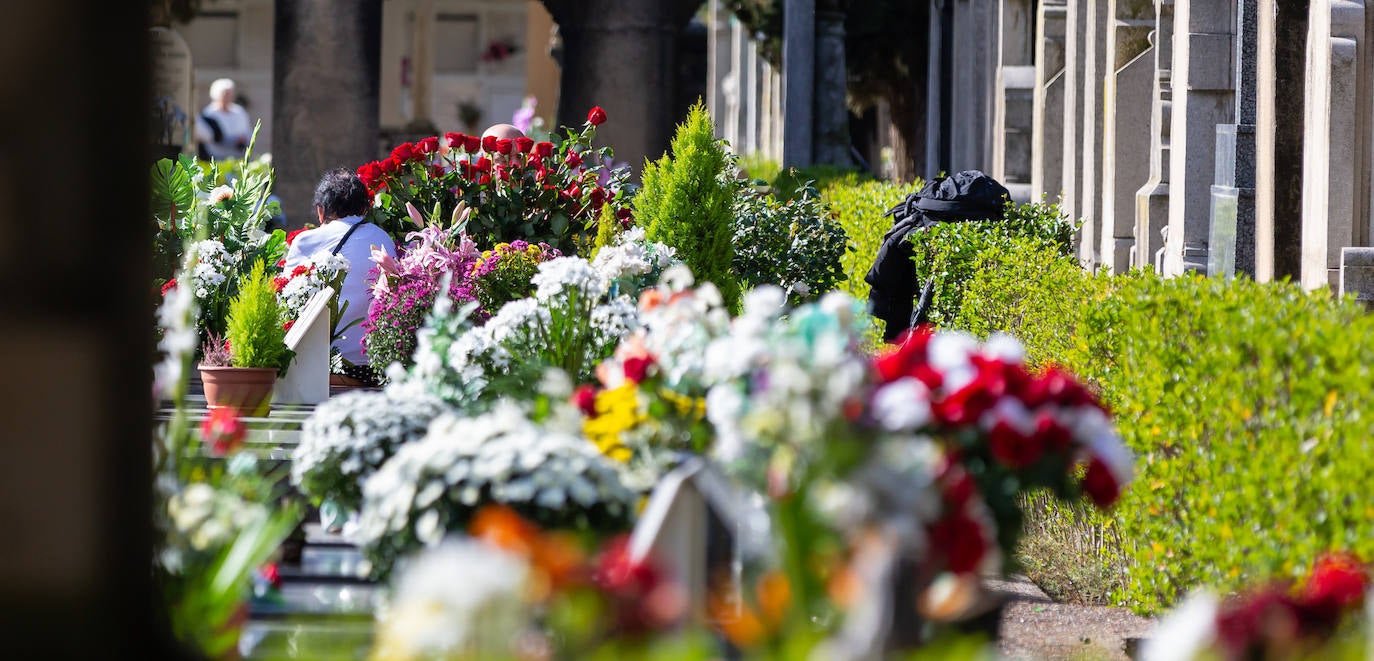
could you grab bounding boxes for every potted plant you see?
[200,260,292,415]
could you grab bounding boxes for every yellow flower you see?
[582,384,643,462]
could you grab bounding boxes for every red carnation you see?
[463,135,482,153]
[272,277,289,292]
[482,135,500,153]
[282,319,295,332]
[391,142,416,162]
[514,136,534,154]
[417,136,440,155]
[160,279,177,297]
[290,265,310,278]
[587,105,608,126]
[1081,456,1121,507]
[623,355,655,384]
[929,512,987,574]
[534,141,555,158]
[495,138,513,155]
[572,384,600,417]
[201,407,246,456]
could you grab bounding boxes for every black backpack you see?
[864,170,1011,342]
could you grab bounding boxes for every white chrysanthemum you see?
[1141,591,1218,661]
[372,539,530,660]
[871,377,932,432]
[531,256,606,300]
[590,296,640,339]
[185,240,230,301]
[208,185,235,204]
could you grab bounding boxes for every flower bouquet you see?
[354,403,640,577]
[356,106,630,253]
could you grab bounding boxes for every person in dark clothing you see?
[864,170,1011,342]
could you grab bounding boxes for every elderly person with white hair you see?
[196,78,252,161]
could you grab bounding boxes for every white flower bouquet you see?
[292,388,451,512]
[355,403,639,576]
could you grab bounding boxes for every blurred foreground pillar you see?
[0,2,172,658]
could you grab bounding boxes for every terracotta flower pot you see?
[199,365,278,416]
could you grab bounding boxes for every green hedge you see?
[955,243,1374,614]
[819,179,922,302]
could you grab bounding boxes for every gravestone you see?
[149,27,193,151]
[1133,0,1174,271]
[1207,0,1259,279]
[1339,247,1374,309]
[782,0,815,167]
[1032,0,1068,201]
[1099,0,1155,273]
[1076,0,1113,268]
[275,287,334,405]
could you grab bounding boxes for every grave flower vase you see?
[199,365,278,416]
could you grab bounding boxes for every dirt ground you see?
[988,576,1155,660]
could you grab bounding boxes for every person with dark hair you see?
[282,168,396,380]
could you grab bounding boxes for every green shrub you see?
[909,198,1074,327]
[820,179,922,302]
[773,164,872,201]
[225,260,290,371]
[957,256,1374,614]
[638,102,741,311]
[736,154,781,185]
[731,184,849,305]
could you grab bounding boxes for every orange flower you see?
[638,288,665,312]
[469,505,540,557]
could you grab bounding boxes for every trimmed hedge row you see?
[819,179,922,301]
[954,241,1374,614]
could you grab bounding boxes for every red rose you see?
[1081,456,1121,507]
[534,141,555,158]
[1301,553,1368,616]
[474,156,492,173]
[616,207,634,228]
[929,512,987,574]
[201,407,246,456]
[496,165,510,182]
[587,105,608,126]
[417,136,440,155]
[623,355,655,383]
[282,319,295,332]
[258,562,282,589]
[564,150,583,168]
[988,419,1043,468]
[1032,413,1074,452]
[495,138,513,155]
[478,174,492,185]
[464,135,482,152]
[380,156,402,175]
[285,229,306,245]
[160,279,177,297]
[482,135,500,153]
[272,277,289,292]
[564,183,582,200]
[590,187,607,208]
[572,385,600,417]
[391,142,416,162]
[513,136,534,154]
[590,534,678,633]
[444,132,465,149]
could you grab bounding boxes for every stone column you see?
[782,0,816,167]
[995,0,1035,201]
[1254,0,1308,281]
[814,2,852,166]
[1207,0,1259,278]
[926,0,953,176]
[950,0,1000,171]
[1061,0,1088,243]
[706,0,731,139]
[1161,0,1235,275]
[1300,1,1367,291]
[408,0,436,132]
[1133,0,1174,271]
[1032,0,1069,200]
[1099,0,1155,273]
[1077,0,1113,267]
[273,0,383,226]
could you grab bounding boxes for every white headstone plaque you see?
[150,27,194,149]
[276,287,334,405]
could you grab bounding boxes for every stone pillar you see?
[1255,0,1308,281]
[706,0,732,139]
[1301,1,1367,291]
[814,3,851,166]
[1032,0,1069,200]
[927,0,954,176]
[273,0,383,226]
[950,0,1000,171]
[408,0,436,131]
[1161,0,1235,275]
[995,0,1035,201]
[1077,0,1112,267]
[782,0,815,167]
[1099,0,1155,273]
[1207,0,1259,278]
[1133,0,1174,271]
[1061,0,1088,243]
[544,0,699,174]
